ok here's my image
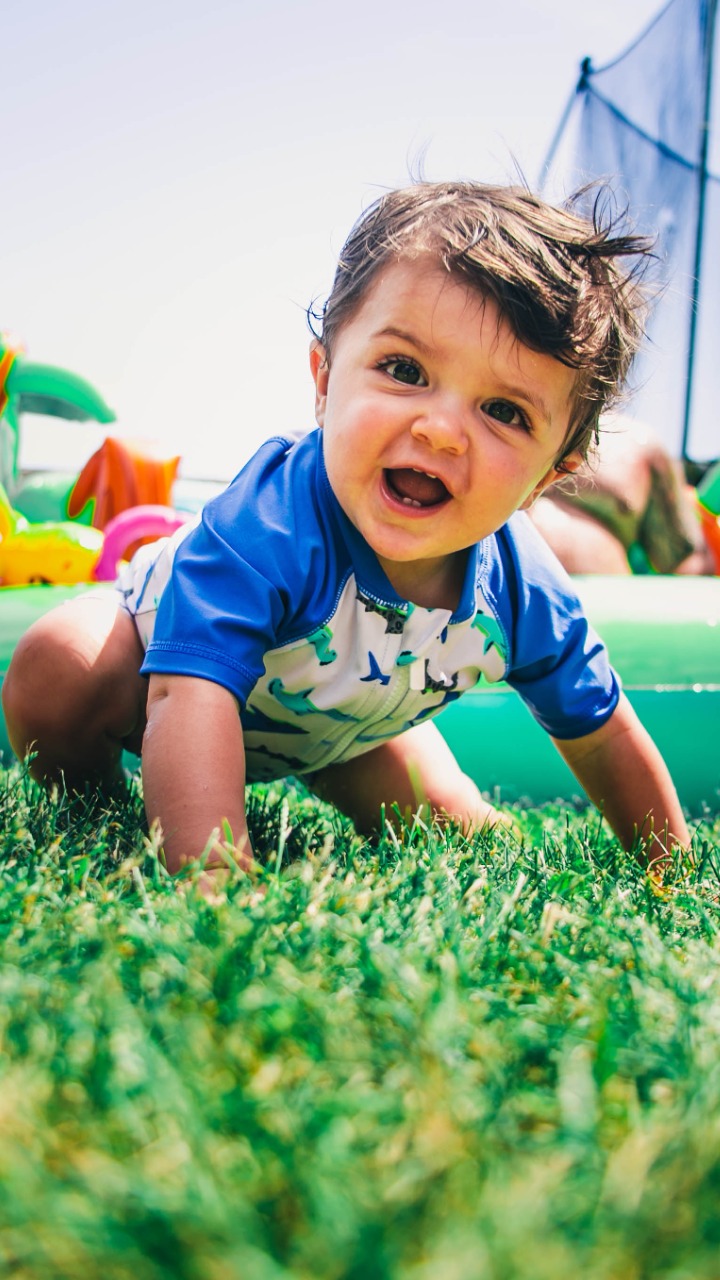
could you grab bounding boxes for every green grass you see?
[1,765,720,1278]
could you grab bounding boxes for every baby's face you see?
[311,258,578,605]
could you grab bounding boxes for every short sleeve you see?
[141,513,286,704]
[140,435,330,706]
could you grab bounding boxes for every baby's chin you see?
[375,547,470,611]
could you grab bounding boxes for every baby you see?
[2,181,690,885]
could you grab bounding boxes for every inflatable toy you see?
[0,482,103,584]
[0,334,116,522]
[0,516,104,586]
[67,436,181,529]
[94,505,187,580]
[0,339,189,587]
[0,337,190,530]
[0,574,718,816]
[0,484,186,586]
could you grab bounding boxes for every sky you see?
[5,0,663,481]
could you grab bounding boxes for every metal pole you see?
[681,0,718,460]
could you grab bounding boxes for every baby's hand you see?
[197,866,233,903]
[176,827,256,904]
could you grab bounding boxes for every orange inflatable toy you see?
[67,436,181,529]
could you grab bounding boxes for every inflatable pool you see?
[439,574,720,815]
[1,574,718,815]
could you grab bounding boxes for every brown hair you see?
[311,181,653,466]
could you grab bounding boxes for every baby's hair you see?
[311,181,654,466]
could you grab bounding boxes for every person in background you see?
[529,415,715,575]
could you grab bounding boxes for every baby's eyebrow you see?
[499,381,554,426]
[375,326,432,356]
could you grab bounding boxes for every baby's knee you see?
[2,616,81,752]
[4,599,143,758]
[4,619,59,716]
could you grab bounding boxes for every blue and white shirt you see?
[119,430,620,782]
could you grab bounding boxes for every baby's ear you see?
[520,451,583,510]
[309,340,329,427]
[555,450,583,477]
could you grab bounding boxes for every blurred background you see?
[5,0,661,480]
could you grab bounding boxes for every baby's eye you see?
[483,399,529,429]
[378,357,427,386]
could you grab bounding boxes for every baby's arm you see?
[553,691,690,865]
[142,674,251,884]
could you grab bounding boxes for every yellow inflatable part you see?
[0,521,104,585]
[0,480,103,585]
[0,483,17,540]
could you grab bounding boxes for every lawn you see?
[1,765,720,1278]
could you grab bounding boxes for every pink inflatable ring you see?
[94,505,187,581]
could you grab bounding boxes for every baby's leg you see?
[2,594,148,792]
[312,720,501,835]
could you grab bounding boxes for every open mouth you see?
[384,468,451,509]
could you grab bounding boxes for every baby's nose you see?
[410,404,469,454]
